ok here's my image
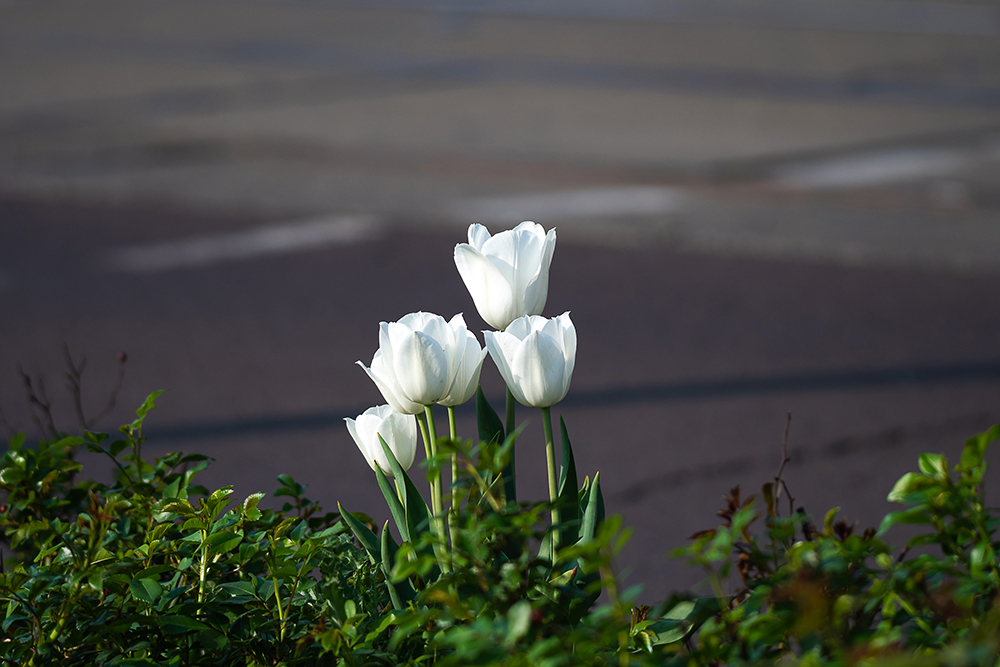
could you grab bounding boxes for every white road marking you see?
[773,147,971,190]
[109,215,382,273]
[446,187,687,225]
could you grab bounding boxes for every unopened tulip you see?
[484,312,576,408]
[454,221,557,331]
[344,405,417,477]
[358,312,480,411]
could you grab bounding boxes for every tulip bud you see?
[484,312,576,408]
[344,405,417,478]
[454,221,557,331]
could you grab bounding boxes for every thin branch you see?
[0,403,16,441]
[773,412,793,517]
[87,352,127,429]
[19,366,57,439]
[62,345,128,431]
[63,344,88,431]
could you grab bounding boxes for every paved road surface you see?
[2,0,1000,600]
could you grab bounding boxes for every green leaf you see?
[580,472,604,543]
[557,417,581,546]
[136,565,172,580]
[505,601,532,647]
[878,506,931,536]
[134,391,164,421]
[380,522,413,609]
[157,614,211,634]
[0,468,24,484]
[242,492,265,521]
[205,530,242,554]
[376,432,433,547]
[477,386,514,505]
[219,581,256,597]
[960,424,1000,472]
[376,438,409,543]
[887,472,934,503]
[338,503,380,564]
[109,440,129,457]
[823,507,840,535]
[130,578,162,605]
[476,385,504,445]
[918,453,948,479]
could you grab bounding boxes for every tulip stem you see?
[424,405,449,571]
[447,405,459,554]
[541,406,560,555]
[448,405,458,509]
[417,413,432,462]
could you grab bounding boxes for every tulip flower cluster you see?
[344,219,577,562]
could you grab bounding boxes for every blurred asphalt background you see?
[2,0,1000,600]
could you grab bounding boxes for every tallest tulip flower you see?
[454,221,557,331]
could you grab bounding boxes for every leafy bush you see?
[2,392,1000,666]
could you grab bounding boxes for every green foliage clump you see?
[2,393,1000,666]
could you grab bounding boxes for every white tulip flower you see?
[484,312,576,408]
[454,221,557,331]
[344,405,417,478]
[357,312,482,412]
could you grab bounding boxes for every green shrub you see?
[2,393,1000,666]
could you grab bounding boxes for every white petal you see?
[357,357,422,414]
[556,312,576,393]
[446,313,469,379]
[344,417,375,472]
[521,227,556,317]
[512,220,546,236]
[440,333,487,406]
[468,223,492,250]
[503,314,534,339]
[509,330,566,407]
[455,243,516,329]
[484,330,526,405]
[393,330,449,405]
[381,409,417,470]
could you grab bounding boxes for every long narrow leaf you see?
[476,385,504,445]
[378,435,431,540]
[381,521,414,609]
[477,386,515,505]
[374,456,409,543]
[580,472,604,544]
[557,417,581,546]
[338,503,380,564]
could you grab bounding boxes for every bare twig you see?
[19,366,57,439]
[87,352,127,429]
[0,403,16,441]
[62,345,128,431]
[63,344,88,431]
[773,412,793,517]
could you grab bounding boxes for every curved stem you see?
[448,405,458,554]
[448,405,458,510]
[424,406,441,517]
[417,413,432,462]
[542,406,560,554]
[424,406,449,571]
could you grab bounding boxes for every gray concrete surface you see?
[2,0,1000,601]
